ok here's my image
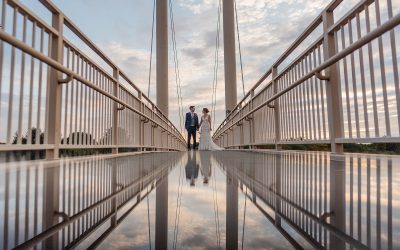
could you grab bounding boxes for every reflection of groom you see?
[185,151,199,186]
[185,106,199,150]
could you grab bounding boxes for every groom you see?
[185,106,199,150]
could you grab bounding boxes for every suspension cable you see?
[147,0,156,98]
[234,0,246,98]
[211,0,222,130]
[169,0,184,133]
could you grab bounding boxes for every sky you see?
[16,0,363,131]
[1,0,399,142]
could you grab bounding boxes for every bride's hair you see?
[202,108,209,113]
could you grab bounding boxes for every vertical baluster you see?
[83,60,88,145]
[288,67,295,141]
[62,47,70,146]
[0,0,6,126]
[365,5,379,137]
[27,22,36,145]
[313,48,321,140]
[79,57,84,145]
[309,52,316,140]
[74,56,79,145]
[294,63,301,140]
[317,46,327,140]
[272,67,281,149]
[93,69,98,145]
[89,64,94,145]
[278,78,284,141]
[17,15,27,144]
[375,0,391,137]
[285,73,291,140]
[386,0,400,135]
[100,74,104,146]
[301,59,309,140]
[69,52,75,145]
[6,8,17,143]
[106,78,110,145]
[35,28,44,146]
[348,19,361,138]
[356,13,370,138]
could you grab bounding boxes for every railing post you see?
[112,68,119,154]
[250,90,255,149]
[272,66,282,150]
[240,108,244,148]
[138,92,144,151]
[151,104,155,149]
[322,10,344,153]
[45,12,64,159]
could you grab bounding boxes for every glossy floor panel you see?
[0,151,399,249]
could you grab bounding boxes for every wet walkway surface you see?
[0,151,399,249]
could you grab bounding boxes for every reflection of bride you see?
[198,108,223,151]
[199,151,212,184]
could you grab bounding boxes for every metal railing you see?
[213,0,400,152]
[0,0,186,158]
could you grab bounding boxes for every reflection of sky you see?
[96,152,296,249]
[0,151,399,249]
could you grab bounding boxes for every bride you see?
[198,108,223,151]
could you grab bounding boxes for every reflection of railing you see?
[0,152,178,250]
[213,151,396,249]
[213,0,400,152]
[0,0,186,158]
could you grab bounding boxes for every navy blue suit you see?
[185,112,199,149]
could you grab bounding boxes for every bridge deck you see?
[0,150,398,249]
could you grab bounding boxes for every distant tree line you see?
[254,143,400,154]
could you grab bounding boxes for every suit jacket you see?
[185,112,199,130]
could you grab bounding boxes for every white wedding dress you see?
[198,115,223,151]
